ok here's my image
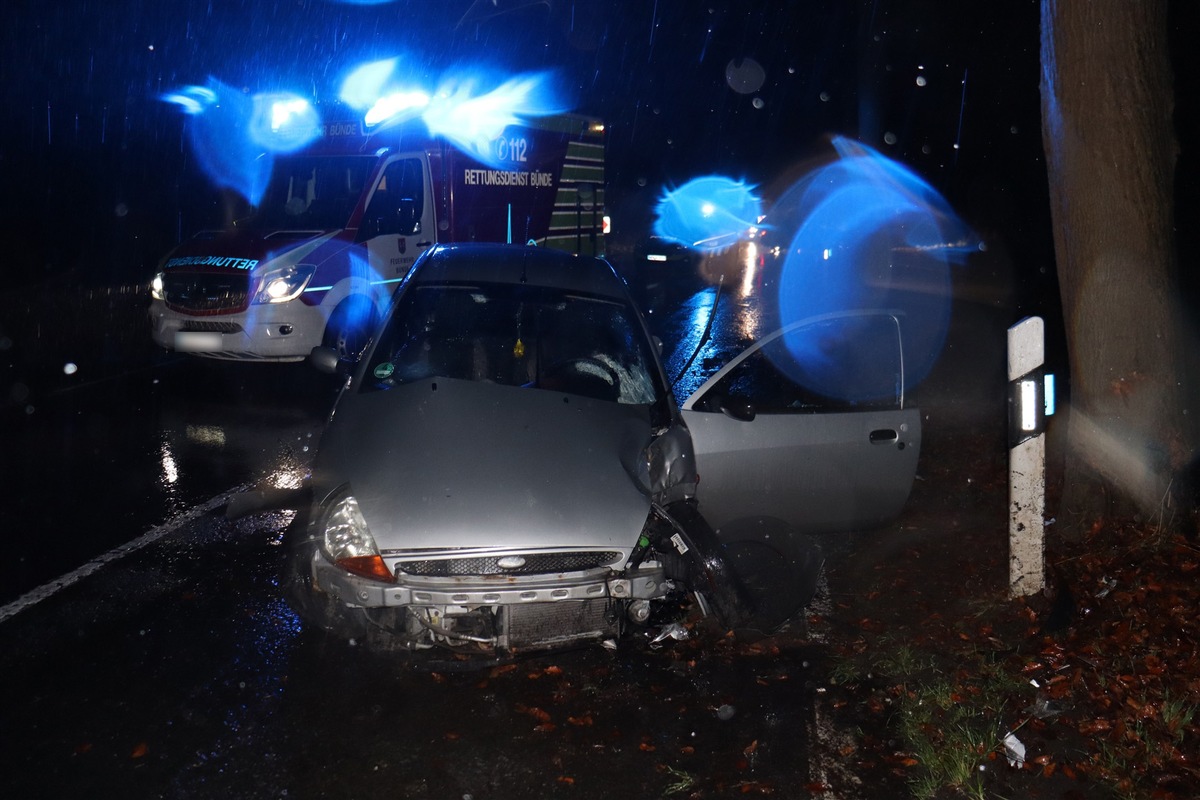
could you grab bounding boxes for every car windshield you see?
[249,156,375,231]
[362,280,662,405]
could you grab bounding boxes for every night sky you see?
[0,0,1187,314]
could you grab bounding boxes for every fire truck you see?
[149,113,606,361]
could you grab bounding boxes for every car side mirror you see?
[309,345,353,376]
[719,395,756,422]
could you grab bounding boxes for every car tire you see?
[322,295,377,361]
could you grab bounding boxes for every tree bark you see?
[1039,0,1192,533]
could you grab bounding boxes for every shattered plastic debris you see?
[1095,576,1118,599]
[649,622,691,647]
[1024,695,1063,720]
[1003,732,1026,767]
[600,639,618,651]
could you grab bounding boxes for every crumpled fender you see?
[653,499,753,628]
[639,422,698,505]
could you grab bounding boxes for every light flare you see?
[163,61,569,203]
[653,176,763,252]
[766,136,977,398]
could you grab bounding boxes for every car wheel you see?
[322,295,377,361]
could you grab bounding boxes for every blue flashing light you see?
[364,90,431,127]
[1044,373,1056,416]
[340,58,400,110]
[163,61,570,203]
[653,176,763,252]
[250,94,321,153]
[420,72,567,165]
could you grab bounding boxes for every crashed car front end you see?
[302,494,683,653]
[284,244,721,655]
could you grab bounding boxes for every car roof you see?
[412,243,628,300]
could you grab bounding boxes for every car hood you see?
[313,379,656,551]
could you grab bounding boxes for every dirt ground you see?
[814,406,1200,799]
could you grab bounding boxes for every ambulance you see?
[149,113,607,361]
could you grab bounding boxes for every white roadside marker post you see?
[1008,316,1047,597]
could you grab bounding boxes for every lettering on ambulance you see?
[461,169,555,187]
[164,256,259,270]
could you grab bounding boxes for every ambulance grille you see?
[180,320,244,333]
[163,273,250,313]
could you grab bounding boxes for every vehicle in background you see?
[149,113,607,362]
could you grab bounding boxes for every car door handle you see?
[869,428,898,444]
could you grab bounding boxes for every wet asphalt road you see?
[0,247,1013,799]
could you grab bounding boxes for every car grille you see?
[397,551,622,577]
[505,599,617,649]
[180,320,244,333]
[163,272,250,313]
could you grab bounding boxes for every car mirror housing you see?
[310,345,353,376]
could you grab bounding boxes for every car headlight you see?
[253,264,316,304]
[150,272,165,301]
[322,495,392,582]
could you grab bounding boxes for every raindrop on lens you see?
[63,362,78,375]
[819,91,830,102]
[884,132,898,145]
[752,97,764,109]
[915,75,927,87]
[716,704,736,720]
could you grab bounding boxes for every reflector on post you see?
[1008,316,1046,597]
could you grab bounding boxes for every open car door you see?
[681,311,921,535]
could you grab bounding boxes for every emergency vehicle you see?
[149,113,607,361]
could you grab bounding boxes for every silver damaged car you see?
[276,243,921,656]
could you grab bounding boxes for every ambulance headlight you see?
[150,272,165,301]
[253,265,316,304]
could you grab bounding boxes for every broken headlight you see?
[322,494,392,582]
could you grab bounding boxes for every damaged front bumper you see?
[310,552,672,652]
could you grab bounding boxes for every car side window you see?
[693,314,905,414]
[363,158,425,236]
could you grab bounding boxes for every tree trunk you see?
[1039,0,1192,533]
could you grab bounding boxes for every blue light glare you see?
[421,72,566,165]
[161,85,218,115]
[653,176,763,251]
[164,61,568,204]
[250,94,321,153]
[339,58,400,110]
[770,136,976,397]
[341,60,568,166]
[165,78,275,206]
[364,90,431,127]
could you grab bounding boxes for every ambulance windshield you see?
[252,156,375,231]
